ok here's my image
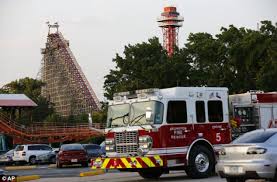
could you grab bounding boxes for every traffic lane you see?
[36,171,225,182]
[5,165,92,178]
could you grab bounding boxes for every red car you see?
[56,144,88,168]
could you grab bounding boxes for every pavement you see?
[1,164,225,182]
[1,164,266,182]
[34,171,225,182]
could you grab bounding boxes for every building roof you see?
[0,94,37,107]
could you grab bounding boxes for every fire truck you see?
[229,91,277,139]
[92,87,232,179]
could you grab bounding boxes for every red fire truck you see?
[92,87,232,179]
[229,91,277,139]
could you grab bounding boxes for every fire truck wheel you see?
[186,145,214,178]
[138,168,163,179]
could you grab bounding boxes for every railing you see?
[0,111,105,138]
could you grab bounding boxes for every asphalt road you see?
[3,164,227,182]
[5,164,92,178]
[3,165,264,182]
[36,171,226,182]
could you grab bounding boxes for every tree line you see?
[104,20,277,99]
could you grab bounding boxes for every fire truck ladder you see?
[0,112,104,144]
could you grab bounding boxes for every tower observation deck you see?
[40,23,101,116]
[157,6,184,56]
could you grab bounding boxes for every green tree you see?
[103,37,194,99]
[0,77,55,123]
[104,21,277,98]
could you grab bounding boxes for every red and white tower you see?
[157,6,184,56]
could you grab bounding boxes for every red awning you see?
[0,94,37,107]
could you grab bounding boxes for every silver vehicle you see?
[0,150,14,165]
[216,128,277,182]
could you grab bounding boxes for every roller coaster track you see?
[0,112,104,144]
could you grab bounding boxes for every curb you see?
[17,175,40,182]
[80,169,105,177]
[4,166,37,171]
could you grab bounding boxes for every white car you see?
[13,144,53,165]
[216,129,277,182]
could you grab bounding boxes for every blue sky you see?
[0,0,276,100]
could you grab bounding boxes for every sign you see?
[170,127,188,139]
[0,176,17,182]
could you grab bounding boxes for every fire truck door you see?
[161,100,194,156]
[260,104,277,128]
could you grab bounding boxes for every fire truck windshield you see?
[107,101,164,128]
[107,104,129,128]
[129,101,163,126]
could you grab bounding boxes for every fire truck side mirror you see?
[145,107,153,122]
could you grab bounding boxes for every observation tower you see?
[157,6,184,56]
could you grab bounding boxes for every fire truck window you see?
[196,101,206,123]
[208,101,223,122]
[167,101,187,123]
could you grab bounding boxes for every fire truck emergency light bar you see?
[113,88,160,102]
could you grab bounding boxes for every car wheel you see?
[138,168,163,179]
[185,145,214,178]
[226,178,246,182]
[29,156,36,165]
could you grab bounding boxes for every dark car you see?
[56,144,88,168]
[83,144,102,160]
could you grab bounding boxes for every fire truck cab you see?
[92,87,231,179]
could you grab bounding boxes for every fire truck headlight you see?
[139,136,153,150]
[105,138,114,145]
[105,138,115,152]
[139,136,152,143]
[139,143,149,149]
[105,145,115,152]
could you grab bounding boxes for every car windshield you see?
[6,150,14,155]
[83,145,100,150]
[61,144,84,151]
[233,130,277,144]
[15,145,24,151]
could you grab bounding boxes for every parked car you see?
[0,169,5,175]
[37,150,57,164]
[13,144,53,165]
[216,128,277,182]
[0,149,14,165]
[83,144,102,160]
[56,144,88,168]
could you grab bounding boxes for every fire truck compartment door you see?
[259,104,277,128]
